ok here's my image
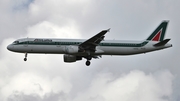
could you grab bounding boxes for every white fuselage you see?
[7,38,172,56]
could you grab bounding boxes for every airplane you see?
[7,21,172,66]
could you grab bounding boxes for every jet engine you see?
[63,54,82,63]
[65,45,79,54]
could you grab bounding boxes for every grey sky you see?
[0,0,179,101]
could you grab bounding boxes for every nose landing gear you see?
[24,53,27,61]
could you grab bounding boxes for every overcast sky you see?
[0,0,179,101]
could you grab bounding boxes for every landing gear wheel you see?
[86,60,91,66]
[24,52,28,61]
[24,58,27,61]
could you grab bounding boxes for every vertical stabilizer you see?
[146,21,169,41]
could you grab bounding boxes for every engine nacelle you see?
[63,54,82,63]
[65,45,79,54]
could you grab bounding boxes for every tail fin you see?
[146,21,169,41]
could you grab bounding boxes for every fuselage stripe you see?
[13,41,149,47]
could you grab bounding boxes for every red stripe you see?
[152,30,161,41]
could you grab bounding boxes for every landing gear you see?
[87,56,92,60]
[85,51,92,66]
[24,52,28,61]
[86,60,91,66]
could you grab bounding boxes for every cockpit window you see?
[13,41,19,44]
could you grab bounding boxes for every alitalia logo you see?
[152,29,162,41]
[146,21,168,42]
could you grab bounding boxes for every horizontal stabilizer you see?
[153,39,171,47]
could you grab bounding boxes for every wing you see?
[79,29,110,52]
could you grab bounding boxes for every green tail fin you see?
[146,21,169,41]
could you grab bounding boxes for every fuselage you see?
[7,38,172,56]
[6,21,172,66]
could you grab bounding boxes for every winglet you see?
[107,28,110,32]
[153,39,171,47]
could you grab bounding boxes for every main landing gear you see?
[85,56,92,66]
[24,52,27,61]
[86,60,91,66]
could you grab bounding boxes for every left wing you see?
[79,29,110,52]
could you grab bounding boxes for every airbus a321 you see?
[7,21,172,66]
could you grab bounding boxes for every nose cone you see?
[7,44,13,51]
